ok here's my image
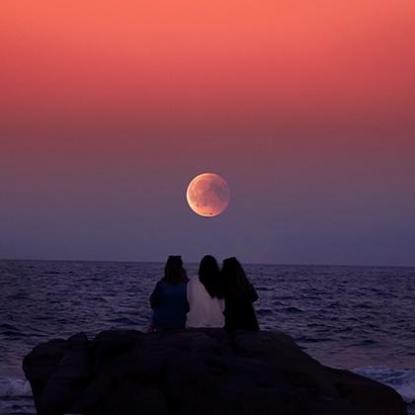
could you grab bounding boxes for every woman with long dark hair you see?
[150,256,189,330]
[186,255,225,327]
[221,257,259,331]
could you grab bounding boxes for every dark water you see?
[1,260,415,414]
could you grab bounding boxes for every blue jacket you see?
[150,280,189,329]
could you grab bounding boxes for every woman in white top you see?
[186,255,225,328]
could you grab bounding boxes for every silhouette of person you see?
[150,256,189,330]
[186,255,225,328]
[221,257,259,331]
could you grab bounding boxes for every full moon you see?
[186,173,230,217]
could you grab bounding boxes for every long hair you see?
[198,255,224,299]
[164,256,188,284]
[221,257,253,299]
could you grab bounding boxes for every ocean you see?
[1,260,414,414]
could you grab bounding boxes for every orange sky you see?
[2,0,414,128]
[1,0,414,263]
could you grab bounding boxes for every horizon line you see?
[1,257,414,269]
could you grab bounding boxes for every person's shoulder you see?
[156,279,167,289]
[187,275,199,285]
[188,276,205,294]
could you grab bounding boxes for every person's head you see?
[198,255,223,298]
[164,256,188,284]
[221,257,251,297]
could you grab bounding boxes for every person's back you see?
[151,279,188,329]
[186,277,224,327]
[186,255,225,328]
[222,257,259,332]
[150,256,189,330]
[223,286,258,331]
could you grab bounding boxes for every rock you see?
[23,329,407,415]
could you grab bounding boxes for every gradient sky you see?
[1,0,414,265]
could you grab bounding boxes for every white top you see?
[186,276,225,328]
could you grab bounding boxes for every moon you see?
[186,173,230,217]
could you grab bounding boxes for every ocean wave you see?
[354,367,415,403]
[0,377,31,398]
[283,306,304,313]
[256,308,273,316]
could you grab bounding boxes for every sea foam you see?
[0,376,31,398]
[354,367,415,403]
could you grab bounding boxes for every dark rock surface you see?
[23,329,407,415]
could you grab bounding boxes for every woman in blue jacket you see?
[150,256,189,330]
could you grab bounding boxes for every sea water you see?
[1,260,414,414]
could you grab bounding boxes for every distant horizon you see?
[2,256,414,269]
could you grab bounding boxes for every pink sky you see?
[1,1,414,264]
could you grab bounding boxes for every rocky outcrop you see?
[23,329,407,415]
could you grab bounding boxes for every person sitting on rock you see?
[222,257,259,331]
[149,256,189,330]
[186,255,225,328]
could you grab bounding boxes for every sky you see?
[1,0,414,265]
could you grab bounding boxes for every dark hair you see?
[221,257,254,299]
[198,255,224,299]
[164,256,188,284]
